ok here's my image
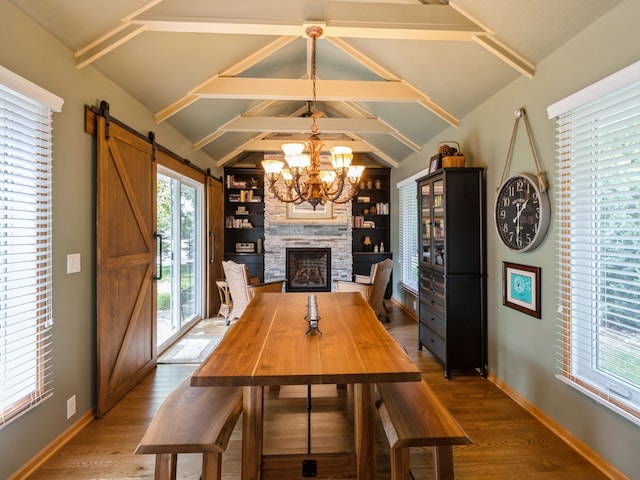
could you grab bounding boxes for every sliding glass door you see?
[156,166,204,349]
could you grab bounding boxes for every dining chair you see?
[335,258,393,321]
[222,260,285,324]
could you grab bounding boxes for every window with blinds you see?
[0,67,62,428]
[548,60,640,424]
[398,170,426,293]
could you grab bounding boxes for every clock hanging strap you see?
[498,108,548,194]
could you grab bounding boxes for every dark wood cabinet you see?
[352,168,392,297]
[417,168,487,378]
[224,168,265,282]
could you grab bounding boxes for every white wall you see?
[391,1,640,476]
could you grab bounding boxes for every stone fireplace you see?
[262,175,353,288]
[286,248,331,292]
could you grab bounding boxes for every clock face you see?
[494,173,550,251]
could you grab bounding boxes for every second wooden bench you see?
[377,379,472,480]
[135,377,242,480]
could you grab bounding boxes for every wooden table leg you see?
[354,383,376,479]
[433,445,455,480]
[242,385,263,480]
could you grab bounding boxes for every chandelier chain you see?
[261,25,364,210]
[311,31,319,135]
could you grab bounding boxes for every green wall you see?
[0,2,220,478]
[391,1,640,476]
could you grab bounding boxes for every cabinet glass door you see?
[420,177,445,268]
[432,180,445,267]
[420,182,432,265]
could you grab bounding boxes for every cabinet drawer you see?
[420,327,446,364]
[420,304,445,338]
[420,293,444,317]
[419,271,445,305]
[353,252,392,266]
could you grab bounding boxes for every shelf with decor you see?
[224,167,265,282]
[351,167,392,298]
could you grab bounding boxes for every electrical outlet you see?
[413,300,417,310]
[67,395,76,419]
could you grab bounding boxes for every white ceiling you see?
[10,0,622,168]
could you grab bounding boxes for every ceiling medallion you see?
[261,26,365,210]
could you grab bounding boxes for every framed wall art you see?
[429,154,441,174]
[502,262,541,318]
[286,201,333,219]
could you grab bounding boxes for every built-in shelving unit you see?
[352,168,392,297]
[224,167,265,282]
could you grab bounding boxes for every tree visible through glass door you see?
[156,168,203,348]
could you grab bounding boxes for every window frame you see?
[0,66,62,429]
[548,60,640,426]
[397,169,427,294]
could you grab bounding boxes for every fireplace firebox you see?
[286,248,331,292]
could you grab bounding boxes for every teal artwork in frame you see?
[503,262,541,318]
[510,273,532,304]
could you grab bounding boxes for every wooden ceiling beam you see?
[74,24,147,69]
[328,37,457,135]
[234,138,373,153]
[73,0,162,68]
[221,116,395,134]
[328,38,400,82]
[473,36,535,79]
[155,36,296,123]
[134,3,485,41]
[136,19,483,42]
[450,0,535,78]
[214,138,399,168]
[193,77,434,103]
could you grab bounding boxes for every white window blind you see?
[398,170,425,292]
[0,67,61,428]
[549,61,640,424]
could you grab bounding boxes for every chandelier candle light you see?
[262,26,365,210]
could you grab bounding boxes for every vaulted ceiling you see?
[10,0,622,168]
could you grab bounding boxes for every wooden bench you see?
[135,377,242,480]
[377,380,472,480]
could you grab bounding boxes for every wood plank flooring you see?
[24,303,609,479]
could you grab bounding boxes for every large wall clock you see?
[494,173,551,252]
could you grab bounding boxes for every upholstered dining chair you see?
[222,260,285,324]
[335,258,393,322]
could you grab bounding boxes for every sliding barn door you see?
[95,115,156,417]
[206,177,224,318]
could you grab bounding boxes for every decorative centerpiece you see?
[305,293,322,335]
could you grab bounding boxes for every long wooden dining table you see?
[191,291,421,479]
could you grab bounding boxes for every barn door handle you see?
[154,232,163,280]
[209,232,215,263]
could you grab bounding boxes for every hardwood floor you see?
[24,303,608,480]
